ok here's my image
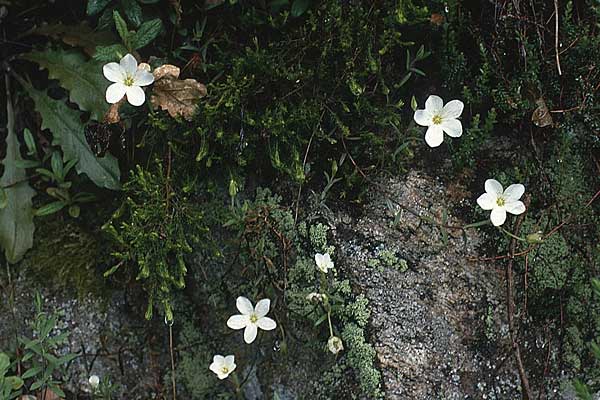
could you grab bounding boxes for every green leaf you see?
[21,366,42,380]
[93,44,129,63]
[113,10,131,48]
[23,49,109,121]
[87,0,112,15]
[573,379,592,400]
[0,353,9,372]
[14,160,41,169]
[0,79,36,264]
[0,189,7,210]
[291,0,310,17]
[131,18,162,50]
[68,205,81,218]
[6,376,23,390]
[34,202,66,217]
[28,23,116,56]
[22,84,121,190]
[23,128,36,155]
[122,0,143,27]
[50,152,64,181]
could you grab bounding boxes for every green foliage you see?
[102,163,207,321]
[22,82,121,190]
[17,293,78,398]
[23,49,109,120]
[0,353,24,400]
[0,83,35,264]
[113,10,162,52]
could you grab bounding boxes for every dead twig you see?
[554,0,562,76]
[506,196,534,399]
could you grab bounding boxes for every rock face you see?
[333,171,519,399]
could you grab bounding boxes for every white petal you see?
[440,118,462,138]
[504,184,525,201]
[255,299,270,318]
[103,62,124,83]
[485,179,504,196]
[212,355,224,365]
[315,253,324,265]
[505,200,526,215]
[425,95,444,114]
[477,193,496,210]
[125,86,145,106]
[490,207,507,226]
[120,53,138,76]
[257,317,276,331]
[236,296,254,315]
[105,82,126,104]
[134,69,154,86]
[224,355,235,368]
[227,315,248,330]
[441,99,464,119]
[413,109,433,126]
[244,324,258,344]
[424,125,444,147]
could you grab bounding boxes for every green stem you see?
[463,219,491,229]
[499,226,528,242]
[327,309,334,337]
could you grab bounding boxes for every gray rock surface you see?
[332,171,520,399]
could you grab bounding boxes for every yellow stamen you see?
[249,314,258,323]
[221,366,229,374]
[496,197,506,207]
[123,76,135,86]
[432,115,443,125]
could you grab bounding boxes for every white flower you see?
[306,292,328,303]
[227,296,277,344]
[477,179,526,226]
[327,336,344,355]
[88,375,100,389]
[102,54,154,106]
[413,95,464,147]
[315,253,334,274]
[209,355,236,380]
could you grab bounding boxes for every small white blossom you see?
[102,54,154,106]
[209,355,236,380]
[477,179,526,226]
[413,95,464,147]
[315,253,334,274]
[88,375,100,389]
[306,292,328,303]
[227,296,277,344]
[327,336,344,355]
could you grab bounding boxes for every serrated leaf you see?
[0,79,36,264]
[23,84,121,190]
[291,0,310,17]
[93,44,129,63]
[23,49,109,121]
[29,23,115,56]
[113,10,131,48]
[87,0,112,15]
[131,18,162,50]
[122,0,143,27]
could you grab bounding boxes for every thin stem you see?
[500,226,528,242]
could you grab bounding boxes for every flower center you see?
[249,314,258,323]
[221,366,229,374]
[432,115,443,125]
[123,75,135,86]
[496,197,506,207]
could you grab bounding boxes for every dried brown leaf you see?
[150,64,207,121]
[532,97,553,127]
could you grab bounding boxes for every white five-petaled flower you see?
[209,355,236,380]
[88,375,100,389]
[227,296,277,344]
[413,95,464,147]
[477,179,526,226]
[315,253,334,274]
[103,54,154,106]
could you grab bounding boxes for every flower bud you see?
[526,232,544,244]
[327,336,344,355]
[88,375,100,389]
